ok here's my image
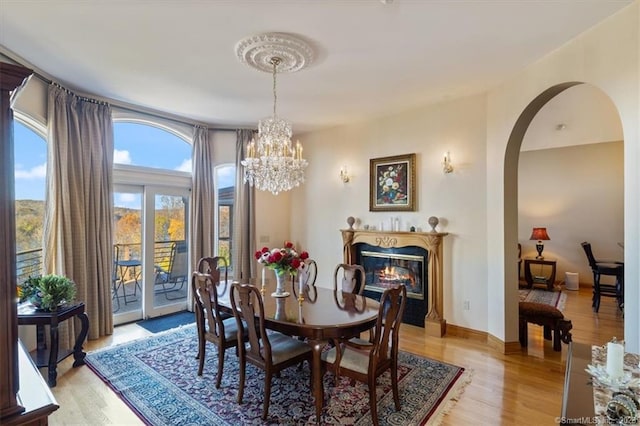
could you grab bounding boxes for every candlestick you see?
[606,337,624,379]
[299,272,304,299]
[261,268,266,295]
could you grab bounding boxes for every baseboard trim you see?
[445,324,487,342]
[487,333,522,354]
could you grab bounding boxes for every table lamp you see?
[529,227,550,259]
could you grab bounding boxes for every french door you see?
[113,184,190,325]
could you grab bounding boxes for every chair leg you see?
[543,325,551,341]
[391,361,400,411]
[263,370,272,420]
[237,357,246,404]
[197,339,206,376]
[215,346,224,388]
[553,325,561,351]
[368,376,379,426]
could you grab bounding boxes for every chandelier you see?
[236,33,313,195]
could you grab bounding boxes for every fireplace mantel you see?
[341,229,449,337]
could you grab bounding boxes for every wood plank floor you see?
[46,285,623,425]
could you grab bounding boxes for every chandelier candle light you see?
[236,33,313,195]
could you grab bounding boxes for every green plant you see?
[19,274,76,311]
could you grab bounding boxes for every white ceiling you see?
[0,0,633,133]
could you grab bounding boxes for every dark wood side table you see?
[524,257,557,291]
[17,302,89,387]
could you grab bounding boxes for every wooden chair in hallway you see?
[580,241,624,312]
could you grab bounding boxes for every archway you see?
[503,81,626,347]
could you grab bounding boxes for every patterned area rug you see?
[86,324,470,425]
[519,288,567,311]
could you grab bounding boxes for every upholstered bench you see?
[518,301,572,351]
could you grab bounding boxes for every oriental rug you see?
[86,324,470,425]
[136,311,195,333]
[519,288,567,311]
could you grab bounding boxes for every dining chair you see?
[580,242,624,312]
[230,283,313,420]
[292,258,317,298]
[333,263,366,295]
[191,270,245,388]
[322,284,406,426]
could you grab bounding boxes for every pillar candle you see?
[261,268,265,288]
[606,339,625,379]
[299,272,304,296]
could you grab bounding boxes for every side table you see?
[17,302,90,387]
[524,257,557,291]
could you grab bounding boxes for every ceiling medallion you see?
[235,32,314,74]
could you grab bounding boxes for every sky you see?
[13,122,235,204]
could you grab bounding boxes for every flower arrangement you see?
[254,241,309,276]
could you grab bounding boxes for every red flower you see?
[261,247,269,253]
[284,241,294,249]
[254,243,310,275]
[291,258,301,269]
[270,252,283,262]
[300,251,309,260]
[254,250,262,260]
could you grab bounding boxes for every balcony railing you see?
[16,240,187,285]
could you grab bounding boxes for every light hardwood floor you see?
[45,285,623,425]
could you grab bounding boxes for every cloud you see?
[114,149,132,164]
[15,162,46,179]
[117,193,137,203]
[175,158,192,173]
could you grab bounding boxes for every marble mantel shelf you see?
[340,228,449,337]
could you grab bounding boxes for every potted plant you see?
[19,274,77,311]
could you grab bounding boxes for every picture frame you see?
[369,153,416,212]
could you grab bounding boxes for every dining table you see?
[213,279,380,422]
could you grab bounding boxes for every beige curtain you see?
[190,126,215,269]
[44,84,114,343]
[232,129,256,280]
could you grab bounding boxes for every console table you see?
[524,257,557,291]
[17,302,89,387]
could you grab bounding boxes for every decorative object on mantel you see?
[346,216,355,229]
[428,216,439,232]
[255,242,309,298]
[369,153,416,212]
[237,32,312,195]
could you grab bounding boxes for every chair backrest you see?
[333,263,366,294]
[197,256,229,284]
[170,240,188,282]
[191,271,226,339]
[581,242,598,269]
[230,283,271,365]
[371,284,406,366]
[296,258,317,290]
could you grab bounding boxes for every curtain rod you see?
[30,71,248,133]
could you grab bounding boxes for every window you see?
[14,120,47,283]
[114,122,191,171]
[216,165,235,267]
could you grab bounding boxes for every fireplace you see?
[341,227,448,337]
[357,244,427,327]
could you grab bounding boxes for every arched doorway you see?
[503,82,625,346]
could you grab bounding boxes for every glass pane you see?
[153,194,188,309]
[14,121,46,284]
[219,205,230,238]
[114,123,191,171]
[113,190,143,317]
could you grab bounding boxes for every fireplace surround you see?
[341,228,448,337]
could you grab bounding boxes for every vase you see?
[271,268,290,298]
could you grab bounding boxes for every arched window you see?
[14,120,47,282]
[114,122,191,171]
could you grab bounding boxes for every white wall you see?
[291,94,489,330]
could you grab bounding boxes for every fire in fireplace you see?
[360,251,424,300]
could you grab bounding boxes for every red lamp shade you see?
[529,227,550,241]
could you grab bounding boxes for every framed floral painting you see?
[369,153,416,212]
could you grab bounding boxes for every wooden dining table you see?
[213,280,380,422]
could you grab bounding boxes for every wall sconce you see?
[340,165,350,183]
[443,152,454,174]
